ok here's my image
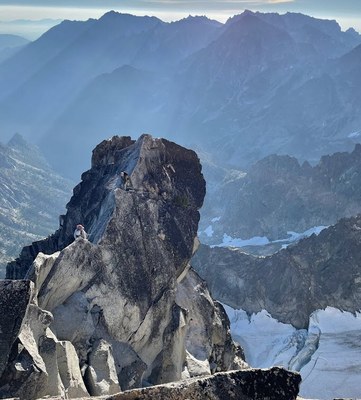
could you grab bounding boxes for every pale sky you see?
[0,0,360,39]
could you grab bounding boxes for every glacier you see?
[224,305,361,400]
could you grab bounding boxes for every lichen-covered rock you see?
[107,367,301,400]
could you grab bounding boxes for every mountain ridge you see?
[0,134,73,277]
[0,10,360,180]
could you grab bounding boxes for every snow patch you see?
[212,234,270,248]
[203,225,214,237]
[211,216,221,222]
[275,226,328,246]
[348,131,360,138]
[212,225,328,249]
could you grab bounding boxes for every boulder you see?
[84,339,120,396]
[56,340,89,398]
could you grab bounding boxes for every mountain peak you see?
[7,132,30,150]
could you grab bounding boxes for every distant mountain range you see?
[199,144,361,246]
[0,11,360,178]
[0,33,30,63]
[0,134,73,276]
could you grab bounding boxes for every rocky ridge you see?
[1,135,249,399]
[193,214,361,329]
[0,11,361,178]
[199,144,361,246]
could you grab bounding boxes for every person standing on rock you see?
[74,224,87,240]
[120,171,133,191]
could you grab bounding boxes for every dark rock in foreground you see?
[36,367,301,400]
[108,367,301,400]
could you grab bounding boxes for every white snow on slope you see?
[224,305,361,400]
[223,305,307,368]
[215,234,270,248]
[210,225,328,249]
[204,225,214,237]
[300,308,361,400]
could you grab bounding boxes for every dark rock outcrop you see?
[35,367,301,400]
[105,367,301,400]
[0,280,33,377]
[1,134,244,399]
[193,214,361,329]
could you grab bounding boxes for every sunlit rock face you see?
[1,135,243,399]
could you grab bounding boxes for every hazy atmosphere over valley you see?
[1,1,361,399]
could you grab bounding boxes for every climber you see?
[74,224,87,240]
[120,171,133,191]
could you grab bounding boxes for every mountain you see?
[0,11,360,179]
[198,144,361,247]
[0,12,221,147]
[0,133,73,276]
[0,34,29,51]
[0,135,292,400]
[193,214,361,398]
[0,34,30,63]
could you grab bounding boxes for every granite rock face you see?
[1,134,243,399]
[193,214,361,329]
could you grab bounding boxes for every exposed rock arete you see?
[1,135,249,399]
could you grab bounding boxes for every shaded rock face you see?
[1,134,244,398]
[0,280,33,377]
[193,214,361,329]
[200,144,361,244]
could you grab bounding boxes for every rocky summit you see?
[0,134,256,399]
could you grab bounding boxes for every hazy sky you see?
[1,0,360,39]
